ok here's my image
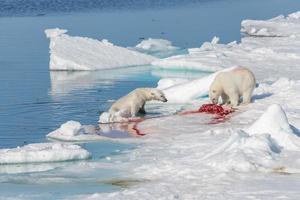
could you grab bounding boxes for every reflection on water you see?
[49,66,151,97]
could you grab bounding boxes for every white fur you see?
[209,67,256,106]
[106,88,167,122]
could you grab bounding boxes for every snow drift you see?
[247,104,300,150]
[203,104,300,172]
[202,130,280,172]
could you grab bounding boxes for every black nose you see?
[163,98,168,102]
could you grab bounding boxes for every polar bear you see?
[209,67,256,106]
[108,88,167,119]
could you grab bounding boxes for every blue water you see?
[1,0,300,199]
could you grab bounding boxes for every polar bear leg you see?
[130,104,139,117]
[138,103,146,114]
[227,91,239,107]
[241,88,253,105]
[221,93,229,105]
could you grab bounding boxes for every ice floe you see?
[45,28,156,70]
[152,13,300,81]
[48,120,141,141]
[131,38,180,58]
[47,121,103,141]
[151,36,232,72]
[241,12,300,37]
[0,143,91,164]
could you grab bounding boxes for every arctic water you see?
[1,0,300,199]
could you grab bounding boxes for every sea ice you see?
[241,12,300,37]
[152,36,229,72]
[131,38,180,58]
[202,130,280,172]
[47,121,103,141]
[45,28,156,70]
[57,11,300,200]
[0,143,91,164]
[247,104,300,150]
[161,67,236,103]
[156,78,189,90]
[152,12,300,81]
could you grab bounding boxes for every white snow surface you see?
[45,28,156,70]
[0,143,91,164]
[67,12,300,200]
[241,12,300,37]
[247,104,300,150]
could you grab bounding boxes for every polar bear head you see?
[209,89,220,104]
[209,81,222,104]
[143,88,168,102]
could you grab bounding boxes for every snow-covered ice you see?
[48,120,143,141]
[65,11,300,200]
[241,11,300,37]
[47,120,104,141]
[152,13,300,81]
[69,79,300,199]
[151,36,232,72]
[45,28,156,70]
[201,130,280,172]
[0,143,91,164]
[247,104,300,150]
[161,67,236,103]
[131,38,180,58]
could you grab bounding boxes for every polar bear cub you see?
[209,67,256,106]
[109,88,167,119]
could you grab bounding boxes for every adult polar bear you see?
[99,88,167,123]
[209,67,256,106]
